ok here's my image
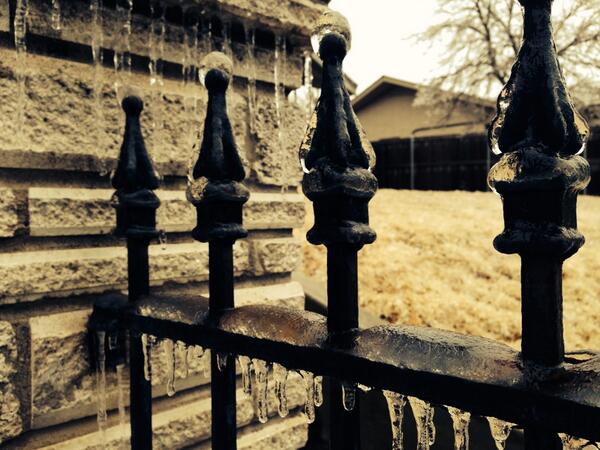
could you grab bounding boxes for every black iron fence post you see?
[112,95,162,450]
[187,51,249,450]
[488,0,590,448]
[301,11,378,450]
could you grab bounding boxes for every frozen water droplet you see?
[300,370,316,423]
[116,363,128,436]
[217,352,229,372]
[486,417,514,450]
[51,0,61,31]
[273,363,289,417]
[252,359,269,423]
[408,397,436,450]
[95,331,108,444]
[313,376,323,407]
[447,406,470,450]
[342,381,356,411]
[384,391,406,450]
[163,339,176,396]
[238,355,253,395]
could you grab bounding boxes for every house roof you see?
[352,75,495,112]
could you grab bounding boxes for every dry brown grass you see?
[300,189,600,352]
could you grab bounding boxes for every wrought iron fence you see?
[89,2,600,450]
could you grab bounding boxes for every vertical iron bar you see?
[328,247,360,450]
[128,239,153,450]
[209,240,237,450]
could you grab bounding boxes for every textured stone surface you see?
[0,188,19,237]
[0,321,22,444]
[238,416,308,450]
[0,242,249,304]
[28,188,305,236]
[29,282,304,427]
[251,237,302,275]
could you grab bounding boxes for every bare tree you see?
[416,0,600,120]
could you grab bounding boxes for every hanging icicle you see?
[89,0,106,174]
[252,359,269,423]
[51,0,61,31]
[14,0,29,140]
[299,370,316,424]
[447,406,471,450]
[486,417,514,450]
[116,363,128,437]
[176,341,188,378]
[163,339,176,397]
[114,0,133,100]
[383,391,406,450]
[303,50,314,120]
[238,355,253,395]
[342,381,357,411]
[408,397,436,450]
[217,353,229,372]
[244,25,258,135]
[95,331,108,445]
[273,363,289,418]
[313,375,323,407]
[148,2,166,156]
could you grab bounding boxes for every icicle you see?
[274,34,287,194]
[486,417,513,450]
[163,339,176,397]
[89,0,106,174]
[299,370,316,424]
[51,0,61,31]
[148,3,166,155]
[303,51,314,120]
[447,406,470,450]
[273,363,289,418]
[182,13,200,155]
[116,363,127,437]
[95,331,108,444]
[383,391,406,450]
[408,397,436,450]
[193,345,204,358]
[341,381,357,411]
[176,341,188,378]
[357,383,372,392]
[217,352,229,372]
[238,355,253,395]
[244,25,258,135]
[108,332,118,350]
[252,359,269,423]
[114,0,133,100]
[141,334,152,381]
[14,0,29,139]
[201,15,213,55]
[313,375,323,407]
[559,434,589,450]
[221,19,232,58]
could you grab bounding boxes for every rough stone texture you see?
[0,242,249,304]
[29,282,304,427]
[28,188,305,236]
[0,321,22,444]
[0,188,20,237]
[251,237,302,276]
[238,416,308,450]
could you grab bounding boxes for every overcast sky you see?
[328,0,442,93]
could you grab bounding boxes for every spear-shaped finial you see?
[489,0,589,156]
[300,11,377,247]
[187,52,249,243]
[112,94,161,239]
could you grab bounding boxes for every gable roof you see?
[352,75,495,112]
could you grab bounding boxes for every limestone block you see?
[29,282,305,427]
[0,321,22,444]
[251,237,302,275]
[0,188,20,237]
[28,188,305,236]
[0,242,248,304]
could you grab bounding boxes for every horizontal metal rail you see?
[95,292,600,443]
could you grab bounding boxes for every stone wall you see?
[0,0,326,447]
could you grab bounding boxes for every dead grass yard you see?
[300,189,600,352]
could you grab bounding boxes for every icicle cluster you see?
[486,416,514,450]
[408,397,436,450]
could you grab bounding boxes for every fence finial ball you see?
[311,10,352,55]
[199,51,234,88]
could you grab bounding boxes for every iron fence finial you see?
[187,51,249,243]
[111,94,161,239]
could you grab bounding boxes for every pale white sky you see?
[329,0,573,94]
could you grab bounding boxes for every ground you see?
[300,189,600,352]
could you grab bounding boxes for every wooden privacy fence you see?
[374,129,600,194]
[88,3,600,450]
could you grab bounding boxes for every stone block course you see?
[0,321,22,444]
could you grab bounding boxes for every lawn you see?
[300,189,600,352]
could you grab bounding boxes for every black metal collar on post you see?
[488,0,590,448]
[301,11,378,450]
[111,93,161,450]
[187,51,249,450]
